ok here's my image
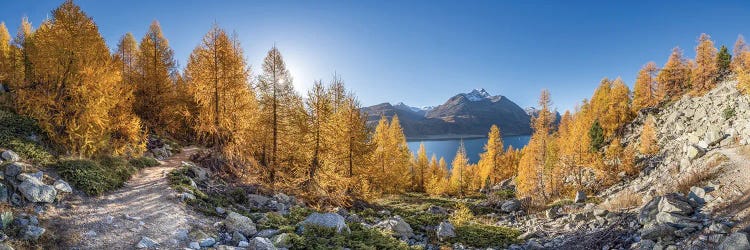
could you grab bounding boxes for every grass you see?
[451,223,521,248]
[675,153,725,194]
[601,189,643,211]
[56,156,138,196]
[0,109,54,164]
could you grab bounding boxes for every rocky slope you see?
[362,89,532,138]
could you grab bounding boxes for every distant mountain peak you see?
[461,88,505,102]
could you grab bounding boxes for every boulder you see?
[705,130,726,146]
[22,225,45,240]
[183,161,209,181]
[640,197,662,225]
[254,229,279,238]
[0,150,19,162]
[136,236,158,248]
[658,194,694,215]
[719,232,750,250]
[655,212,700,229]
[53,180,72,193]
[249,237,276,250]
[225,212,257,237]
[375,216,414,239]
[248,194,270,207]
[298,212,350,234]
[17,175,57,203]
[232,231,247,245]
[0,184,7,203]
[436,221,456,241]
[179,192,196,202]
[640,223,676,240]
[574,190,587,203]
[501,199,522,213]
[188,242,200,249]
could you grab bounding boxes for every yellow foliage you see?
[691,33,719,95]
[656,47,692,101]
[632,62,659,112]
[449,203,474,226]
[639,118,659,155]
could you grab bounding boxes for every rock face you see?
[375,216,414,239]
[436,221,456,241]
[17,174,57,203]
[298,212,350,234]
[224,212,257,237]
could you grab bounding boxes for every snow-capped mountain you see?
[362,89,533,138]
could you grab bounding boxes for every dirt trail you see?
[714,147,750,226]
[50,147,216,249]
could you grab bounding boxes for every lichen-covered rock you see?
[299,212,349,234]
[719,232,750,250]
[501,199,522,212]
[0,150,19,162]
[53,180,72,193]
[375,216,414,239]
[225,212,257,237]
[436,221,456,241]
[17,175,56,203]
[249,237,276,250]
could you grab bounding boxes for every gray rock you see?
[232,231,247,245]
[199,237,216,247]
[299,212,350,234]
[254,229,279,238]
[17,175,57,203]
[249,237,276,250]
[29,171,43,181]
[4,162,27,177]
[0,243,13,250]
[183,161,209,181]
[501,199,522,212]
[238,240,249,247]
[1,151,19,162]
[710,222,731,234]
[53,180,72,193]
[517,230,540,240]
[658,194,694,215]
[225,212,257,237]
[719,232,750,250]
[640,196,662,225]
[640,223,676,240]
[248,194,270,207]
[271,233,292,248]
[136,236,159,249]
[188,241,200,249]
[436,221,456,241]
[215,207,226,215]
[593,209,609,217]
[22,225,45,240]
[179,192,196,202]
[427,205,449,215]
[375,216,414,238]
[655,212,700,229]
[575,190,587,203]
[633,239,656,250]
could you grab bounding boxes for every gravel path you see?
[50,147,216,249]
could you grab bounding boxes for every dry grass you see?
[739,145,750,156]
[601,189,643,211]
[674,154,726,194]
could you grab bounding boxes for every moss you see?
[451,223,521,248]
[547,199,574,208]
[56,157,137,196]
[259,212,289,230]
[128,156,160,168]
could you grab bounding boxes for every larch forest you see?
[1,1,750,250]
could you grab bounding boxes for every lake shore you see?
[406,133,531,141]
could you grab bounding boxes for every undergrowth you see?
[56,156,138,196]
[0,109,54,164]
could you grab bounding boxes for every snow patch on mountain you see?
[463,88,492,101]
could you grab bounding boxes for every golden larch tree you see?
[632,62,659,112]
[20,0,143,156]
[691,33,719,95]
[517,89,556,202]
[449,141,470,196]
[639,117,659,156]
[135,21,178,131]
[656,47,691,101]
[477,125,504,188]
[185,25,258,165]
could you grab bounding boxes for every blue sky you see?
[2,0,749,111]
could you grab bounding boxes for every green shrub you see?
[57,157,137,196]
[129,157,160,168]
[451,223,521,248]
[259,212,289,230]
[723,107,736,120]
[229,188,248,204]
[289,223,413,250]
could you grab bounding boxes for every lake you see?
[407,135,531,165]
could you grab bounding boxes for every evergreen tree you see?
[717,45,731,79]
[589,119,604,152]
